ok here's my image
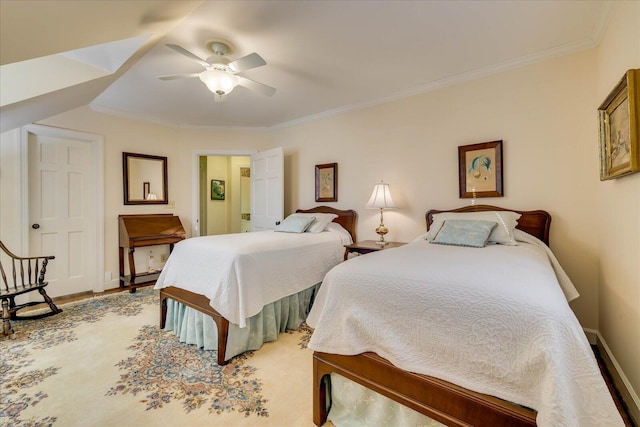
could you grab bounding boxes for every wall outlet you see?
[160,253,168,262]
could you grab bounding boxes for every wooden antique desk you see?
[118,214,185,293]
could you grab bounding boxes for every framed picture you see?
[211,179,225,200]
[598,69,639,180]
[458,140,503,198]
[315,163,338,202]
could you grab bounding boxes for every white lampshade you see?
[199,69,239,95]
[366,181,397,209]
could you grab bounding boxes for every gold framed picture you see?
[598,69,640,180]
[458,140,503,198]
[315,163,337,202]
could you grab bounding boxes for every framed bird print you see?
[458,140,503,198]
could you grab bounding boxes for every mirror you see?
[123,152,168,205]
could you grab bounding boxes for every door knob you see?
[32,224,40,229]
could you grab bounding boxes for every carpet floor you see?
[1,288,321,427]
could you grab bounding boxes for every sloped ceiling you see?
[0,0,202,133]
[1,1,612,133]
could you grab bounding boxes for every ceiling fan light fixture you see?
[199,69,238,95]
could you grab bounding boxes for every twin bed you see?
[154,204,622,426]
[308,205,623,427]
[155,206,357,365]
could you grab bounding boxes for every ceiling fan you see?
[158,41,276,102]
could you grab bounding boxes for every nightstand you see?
[343,240,406,260]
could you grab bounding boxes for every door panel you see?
[28,133,94,297]
[251,147,283,231]
[198,156,208,236]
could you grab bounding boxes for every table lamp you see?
[366,181,397,246]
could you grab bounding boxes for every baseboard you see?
[52,289,95,302]
[583,327,598,345]
[585,328,640,425]
[103,279,119,289]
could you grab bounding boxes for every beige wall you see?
[595,0,640,417]
[206,155,230,235]
[29,106,269,285]
[0,3,636,415]
[36,106,181,276]
[271,49,600,330]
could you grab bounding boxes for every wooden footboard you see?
[159,286,230,366]
[313,351,537,427]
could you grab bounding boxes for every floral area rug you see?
[1,288,316,426]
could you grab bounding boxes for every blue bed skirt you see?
[163,282,320,361]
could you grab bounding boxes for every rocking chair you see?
[0,241,62,336]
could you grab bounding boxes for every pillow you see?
[426,211,522,245]
[431,219,498,248]
[324,222,354,244]
[275,214,316,233]
[293,212,338,233]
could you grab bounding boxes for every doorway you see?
[198,155,251,236]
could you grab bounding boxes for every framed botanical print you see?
[315,163,338,202]
[458,140,503,198]
[598,69,640,180]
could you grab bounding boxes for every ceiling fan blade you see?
[158,73,200,80]
[228,53,266,72]
[165,44,210,67]
[237,76,276,97]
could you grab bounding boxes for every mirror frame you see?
[122,152,168,205]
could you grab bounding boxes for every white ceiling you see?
[2,1,612,131]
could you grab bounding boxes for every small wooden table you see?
[344,240,406,260]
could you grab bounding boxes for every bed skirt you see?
[163,282,320,360]
[328,373,443,426]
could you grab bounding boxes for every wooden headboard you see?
[296,206,358,242]
[425,205,552,246]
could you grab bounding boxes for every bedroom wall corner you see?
[269,49,601,331]
[595,0,640,422]
[38,106,183,289]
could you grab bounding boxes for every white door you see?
[251,147,283,231]
[28,129,97,297]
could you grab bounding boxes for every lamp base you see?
[375,218,389,247]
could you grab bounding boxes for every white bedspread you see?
[155,226,351,327]
[307,234,623,427]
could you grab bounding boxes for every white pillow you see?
[275,214,316,233]
[325,222,354,244]
[426,211,522,245]
[293,212,338,233]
